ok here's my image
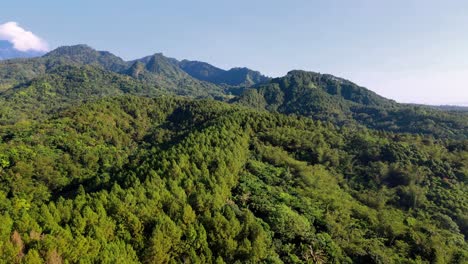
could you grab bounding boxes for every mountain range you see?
[0,44,466,139]
[0,44,466,263]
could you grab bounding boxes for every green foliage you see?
[179,60,270,87]
[237,70,468,139]
[0,45,235,104]
[127,53,228,99]
[0,45,467,263]
[0,96,466,263]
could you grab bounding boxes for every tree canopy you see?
[0,45,467,263]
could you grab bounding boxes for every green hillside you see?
[237,70,468,139]
[0,96,466,263]
[1,46,465,140]
[42,44,130,72]
[128,54,227,99]
[179,60,270,87]
[0,46,225,99]
[0,45,467,263]
[0,64,160,124]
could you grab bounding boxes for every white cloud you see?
[0,22,49,52]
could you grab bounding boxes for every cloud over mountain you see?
[0,22,49,52]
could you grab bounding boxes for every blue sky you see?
[2,0,468,105]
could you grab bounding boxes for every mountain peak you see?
[285,70,357,87]
[43,44,128,72]
[45,44,96,56]
[286,69,320,77]
[179,60,270,86]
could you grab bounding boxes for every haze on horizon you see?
[2,0,468,106]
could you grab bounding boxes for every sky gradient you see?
[2,0,468,105]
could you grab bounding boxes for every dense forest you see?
[0,46,467,263]
[236,70,467,139]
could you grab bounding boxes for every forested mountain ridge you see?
[0,96,466,263]
[178,59,270,87]
[0,45,466,140]
[429,105,468,112]
[126,53,227,99]
[236,70,468,139]
[0,64,162,124]
[0,45,267,98]
[0,44,467,263]
[43,44,130,72]
[0,45,134,91]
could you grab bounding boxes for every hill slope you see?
[237,70,468,139]
[0,45,133,91]
[0,45,466,139]
[0,45,267,98]
[0,64,161,124]
[0,96,466,263]
[0,46,466,263]
[127,53,227,98]
[179,59,270,87]
[43,44,130,72]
